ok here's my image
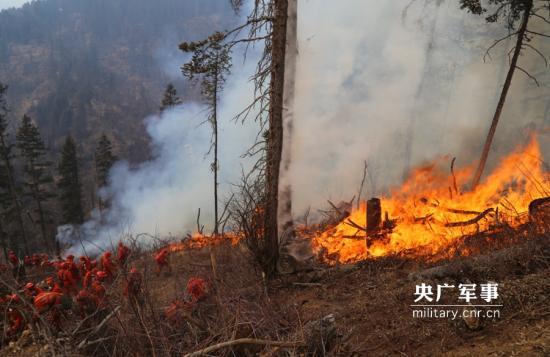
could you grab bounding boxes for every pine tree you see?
[0,84,30,255]
[94,134,116,210]
[181,32,231,236]
[16,114,54,250]
[187,0,291,276]
[159,83,183,112]
[58,135,84,225]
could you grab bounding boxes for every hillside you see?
[0,0,235,164]
[0,225,548,356]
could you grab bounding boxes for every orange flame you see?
[166,233,241,253]
[310,137,549,264]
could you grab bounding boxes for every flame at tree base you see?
[309,136,548,264]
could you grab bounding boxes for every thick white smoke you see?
[289,0,548,215]
[61,59,259,255]
[61,0,549,253]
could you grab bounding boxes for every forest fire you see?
[310,137,548,264]
[166,232,242,252]
[162,138,548,266]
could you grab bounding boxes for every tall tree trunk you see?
[471,2,532,190]
[210,64,220,282]
[213,68,219,235]
[279,0,297,239]
[264,0,288,276]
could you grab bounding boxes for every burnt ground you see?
[0,231,549,356]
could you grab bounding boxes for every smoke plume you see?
[61,0,549,253]
[289,0,549,216]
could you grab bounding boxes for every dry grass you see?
[0,226,548,356]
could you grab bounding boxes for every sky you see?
[0,0,28,11]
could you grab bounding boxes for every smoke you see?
[61,58,259,255]
[61,0,549,253]
[289,0,549,216]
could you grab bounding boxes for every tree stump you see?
[367,198,381,234]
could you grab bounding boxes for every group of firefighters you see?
[0,242,208,340]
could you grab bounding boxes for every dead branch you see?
[441,207,482,215]
[77,306,121,349]
[345,218,367,232]
[530,12,550,25]
[526,30,550,38]
[445,208,494,227]
[483,31,518,62]
[292,282,323,287]
[184,338,305,357]
[327,200,342,215]
[450,157,459,196]
[515,65,540,86]
[524,44,548,66]
[196,208,204,234]
[357,160,368,210]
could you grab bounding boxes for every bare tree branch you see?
[515,65,540,86]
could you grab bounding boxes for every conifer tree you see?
[58,135,84,225]
[181,32,231,236]
[159,83,183,112]
[0,83,29,255]
[185,0,291,276]
[94,134,116,211]
[16,114,54,249]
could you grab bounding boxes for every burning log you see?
[366,198,381,234]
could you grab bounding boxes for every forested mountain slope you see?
[0,0,234,163]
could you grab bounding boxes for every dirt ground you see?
[142,232,550,356]
[1,232,548,356]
